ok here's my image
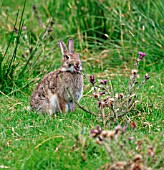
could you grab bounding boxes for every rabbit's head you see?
[59,39,82,73]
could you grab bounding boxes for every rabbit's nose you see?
[74,62,79,66]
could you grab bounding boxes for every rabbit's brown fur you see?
[30,39,83,115]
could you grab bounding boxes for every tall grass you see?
[0,1,56,94]
[47,0,164,69]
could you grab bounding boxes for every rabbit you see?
[30,39,83,115]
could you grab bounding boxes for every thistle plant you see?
[86,52,151,122]
[90,125,155,169]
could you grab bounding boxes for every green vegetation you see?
[0,0,163,169]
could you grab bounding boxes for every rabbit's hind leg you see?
[67,101,75,112]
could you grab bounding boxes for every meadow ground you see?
[0,0,164,169]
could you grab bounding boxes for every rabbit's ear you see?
[68,38,74,53]
[60,41,67,55]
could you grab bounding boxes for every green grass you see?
[0,0,164,169]
[0,87,163,169]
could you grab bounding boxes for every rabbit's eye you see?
[65,55,70,60]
